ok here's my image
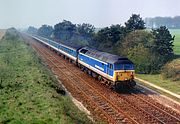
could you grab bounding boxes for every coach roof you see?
[79,47,133,64]
[35,35,82,50]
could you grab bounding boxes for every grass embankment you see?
[0,29,93,123]
[136,74,180,95]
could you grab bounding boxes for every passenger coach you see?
[32,35,81,62]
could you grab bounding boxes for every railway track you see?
[130,90,180,123]
[23,34,180,124]
[28,37,138,124]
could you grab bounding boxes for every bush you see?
[161,59,180,81]
[127,44,165,74]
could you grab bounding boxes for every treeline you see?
[27,22,95,46]
[145,16,180,29]
[27,14,175,75]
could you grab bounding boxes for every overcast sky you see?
[0,0,180,29]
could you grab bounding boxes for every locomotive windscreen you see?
[114,64,134,70]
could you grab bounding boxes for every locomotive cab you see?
[78,46,136,89]
[114,63,134,81]
[112,58,136,88]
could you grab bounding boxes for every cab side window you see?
[80,49,88,54]
[109,64,113,69]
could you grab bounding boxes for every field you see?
[0,29,92,123]
[169,29,180,55]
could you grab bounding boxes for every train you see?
[31,35,136,90]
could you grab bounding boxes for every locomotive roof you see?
[80,47,133,64]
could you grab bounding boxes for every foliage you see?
[125,14,145,32]
[53,20,95,46]
[54,20,76,40]
[27,26,38,34]
[123,26,175,74]
[94,24,126,51]
[127,44,163,73]
[76,23,95,46]
[152,26,174,63]
[117,30,154,55]
[94,14,145,52]
[77,23,95,37]
[37,25,53,38]
[161,59,180,81]
[127,44,151,73]
[0,29,93,124]
[114,29,166,74]
[4,28,19,41]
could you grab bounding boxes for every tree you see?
[27,26,37,34]
[127,44,163,74]
[37,25,53,38]
[173,16,180,28]
[127,44,151,73]
[123,30,153,50]
[115,30,154,56]
[75,23,95,46]
[145,16,180,28]
[114,30,166,73]
[125,14,145,32]
[77,23,95,37]
[94,27,111,50]
[54,20,76,41]
[53,21,95,46]
[94,25,126,51]
[151,26,174,63]
[108,25,126,43]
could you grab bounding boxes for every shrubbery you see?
[161,59,180,81]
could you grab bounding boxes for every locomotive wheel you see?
[88,70,92,76]
[92,72,98,79]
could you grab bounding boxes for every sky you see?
[0,0,180,29]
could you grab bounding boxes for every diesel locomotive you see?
[32,35,136,90]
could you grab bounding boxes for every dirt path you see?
[0,29,6,40]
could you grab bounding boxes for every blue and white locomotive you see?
[32,35,136,89]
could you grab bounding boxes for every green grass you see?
[169,29,180,55]
[136,74,180,95]
[0,29,93,123]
